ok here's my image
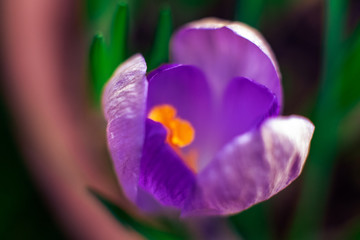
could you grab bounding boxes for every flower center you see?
[148,104,197,172]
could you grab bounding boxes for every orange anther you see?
[148,104,197,172]
[148,104,194,147]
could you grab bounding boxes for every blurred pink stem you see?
[2,0,142,239]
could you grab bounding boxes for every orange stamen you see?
[148,104,197,172]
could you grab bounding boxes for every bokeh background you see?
[1,0,360,239]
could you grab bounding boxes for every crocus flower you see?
[102,18,314,217]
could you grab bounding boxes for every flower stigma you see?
[148,104,197,172]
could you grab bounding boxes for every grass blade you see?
[338,31,360,112]
[89,34,109,105]
[110,2,129,71]
[148,6,172,71]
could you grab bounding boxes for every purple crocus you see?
[102,18,314,217]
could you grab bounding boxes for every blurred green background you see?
[1,0,360,239]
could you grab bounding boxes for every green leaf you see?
[110,2,129,71]
[148,6,172,71]
[91,191,188,240]
[89,34,110,105]
[338,31,360,112]
[228,202,274,240]
[86,0,113,21]
[288,0,347,239]
[235,0,265,28]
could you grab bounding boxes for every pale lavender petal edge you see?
[102,54,148,121]
[173,17,280,79]
[103,54,148,201]
[182,115,314,216]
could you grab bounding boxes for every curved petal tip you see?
[102,54,148,201]
[171,17,282,108]
[102,54,147,121]
[182,17,279,71]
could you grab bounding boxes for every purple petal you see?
[219,77,278,146]
[147,64,213,126]
[102,54,148,201]
[183,116,314,216]
[136,186,172,214]
[139,119,196,210]
[103,54,148,121]
[146,63,179,80]
[147,64,214,166]
[171,18,282,110]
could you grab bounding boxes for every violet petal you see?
[103,54,148,201]
[147,64,214,163]
[147,64,213,128]
[183,116,314,216]
[171,18,282,110]
[139,119,196,210]
[219,77,278,146]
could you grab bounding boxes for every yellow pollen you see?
[148,104,197,172]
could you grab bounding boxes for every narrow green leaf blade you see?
[89,34,109,105]
[338,32,360,112]
[110,2,129,71]
[148,6,172,71]
[86,0,113,21]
